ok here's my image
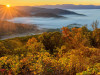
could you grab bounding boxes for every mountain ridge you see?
[35,4,100,9]
[0,5,85,19]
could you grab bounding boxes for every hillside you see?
[16,7,85,15]
[0,22,100,75]
[30,8,81,15]
[33,13,66,18]
[0,21,40,38]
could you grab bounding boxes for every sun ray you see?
[0,4,28,21]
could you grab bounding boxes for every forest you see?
[0,21,39,37]
[0,22,100,75]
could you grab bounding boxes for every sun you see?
[6,4,10,8]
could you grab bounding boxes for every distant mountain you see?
[0,5,85,19]
[16,7,84,15]
[36,4,100,9]
[31,8,81,15]
[33,13,66,18]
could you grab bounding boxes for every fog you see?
[8,9,100,30]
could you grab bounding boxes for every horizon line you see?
[0,4,100,7]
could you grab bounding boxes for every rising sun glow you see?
[6,5,10,8]
[0,4,22,20]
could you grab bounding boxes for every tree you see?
[38,32,63,54]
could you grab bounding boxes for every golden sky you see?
[0,0,100,6]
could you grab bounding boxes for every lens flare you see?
[6,5,10,8]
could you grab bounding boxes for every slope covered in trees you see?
[0,21,40,38]
[0,23,100,75]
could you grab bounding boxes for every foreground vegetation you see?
[0,23,100,75]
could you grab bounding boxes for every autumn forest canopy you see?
[0,22,100,75]
[0,1,100,74]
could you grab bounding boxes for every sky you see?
[0,0,100,6]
